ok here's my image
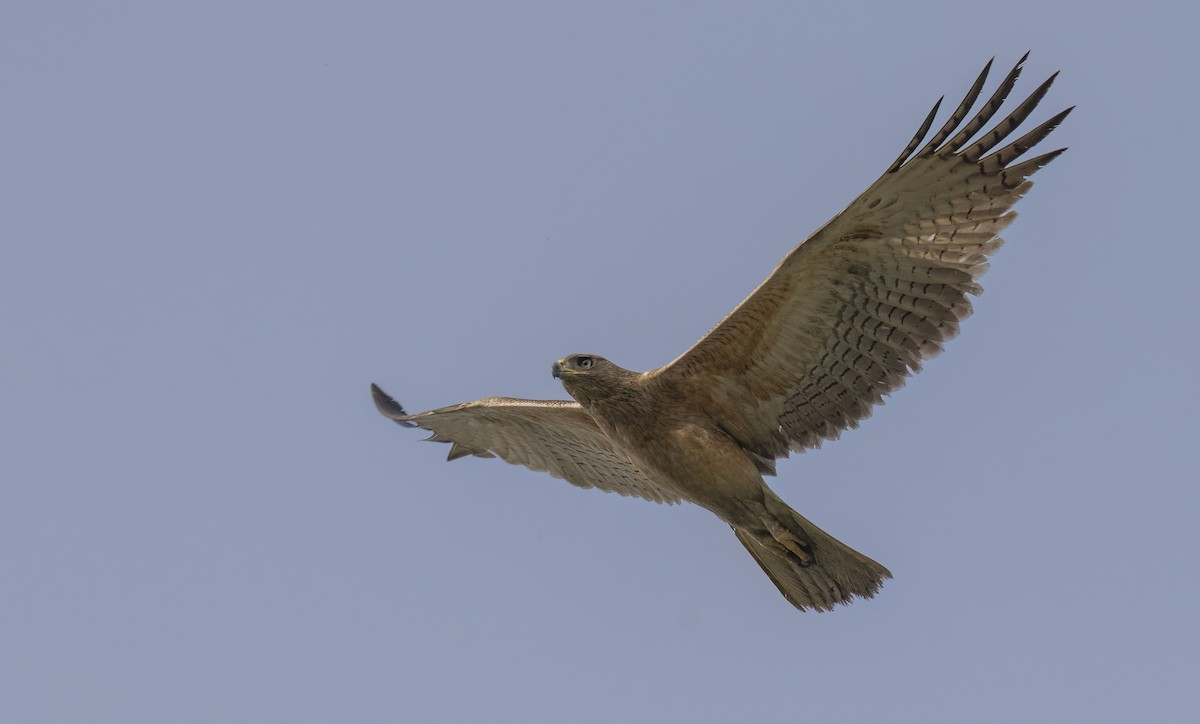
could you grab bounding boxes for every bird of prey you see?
[373,54,1069,611]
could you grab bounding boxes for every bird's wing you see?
[371,384,681,504]
[650,54,1070,460]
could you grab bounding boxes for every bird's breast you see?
[610,421,766,520]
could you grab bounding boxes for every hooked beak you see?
[552,360,563,379]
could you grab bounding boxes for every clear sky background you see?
[4,2,1197,722]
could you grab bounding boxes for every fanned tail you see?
[735,495,892,612]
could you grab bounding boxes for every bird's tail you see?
[734,494,891,612]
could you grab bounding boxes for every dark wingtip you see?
[887,95,944,174]
[371,383,419,427]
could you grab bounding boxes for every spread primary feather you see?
[373,54,1069,612]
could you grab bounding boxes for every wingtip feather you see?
[940,53,1029,155]
[887,95,943,174]
[916,57,994,159]
[371,383,419,427]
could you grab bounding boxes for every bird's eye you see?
[577,356,594,369]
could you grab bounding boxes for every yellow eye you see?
[577,356,594,369]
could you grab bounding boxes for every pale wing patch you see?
[372,386,680,505]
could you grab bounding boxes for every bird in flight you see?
[373,54,1070,611]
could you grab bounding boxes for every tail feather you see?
[735,500,892,612]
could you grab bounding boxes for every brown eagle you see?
[373,54,1070,611]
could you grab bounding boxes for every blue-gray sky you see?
[4,2,1196,722]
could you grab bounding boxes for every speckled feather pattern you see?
[372,388,680,504]
[374,56,1069,611]
[651,54,1070,459]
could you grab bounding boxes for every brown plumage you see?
[373,55,1069,611]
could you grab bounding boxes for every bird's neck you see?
[571,370,651,428]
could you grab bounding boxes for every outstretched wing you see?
[650,54,1070,460]
[371,384,680,504]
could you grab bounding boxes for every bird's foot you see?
[759,523,816,567]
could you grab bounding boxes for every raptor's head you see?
[552,353,607,380]
[552,354,634,405]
